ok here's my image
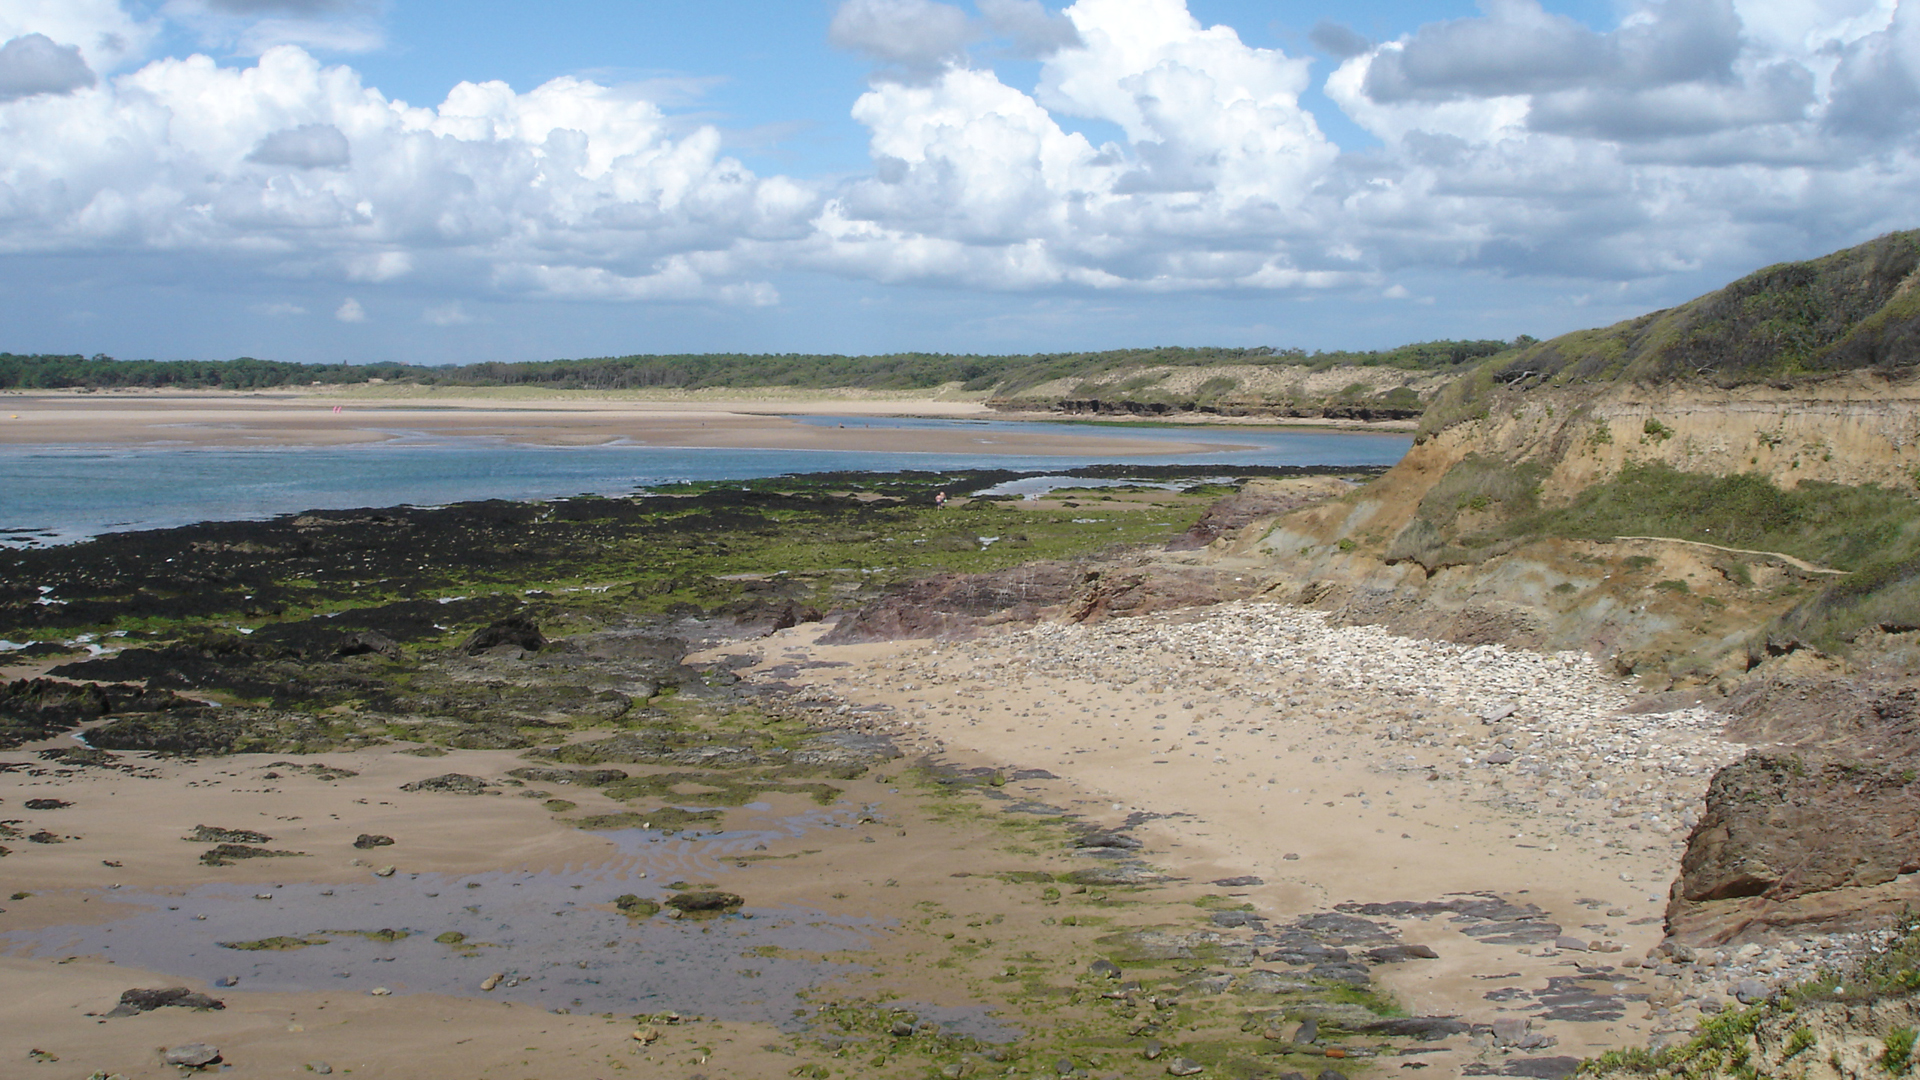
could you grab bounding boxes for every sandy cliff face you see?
[1441,371,1920,498]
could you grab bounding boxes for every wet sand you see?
[0,389,1234,457]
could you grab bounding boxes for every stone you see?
[1365,944,1439,962]
[480,972,504,992]
[306,1062,333,1074]
[1293,1018,1318,1044]
[665,890,744,913]
[1553,935,1591,951]
[1142,1040,1164,1060]
[1089,959,1122,979]
[1486,751,1516,765]
[352,834,395,849]
[1733,978,1769,1003]
[890,1020,915,1037]
[1491,1017,1530,1046]
[1165,1058,1204,1076]
[399,773,492,794]
[104,987,225,1017]
[163,1044,221,1067]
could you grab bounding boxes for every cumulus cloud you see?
[820,0,1347,292]
[334,297,366,322]
[1824,0,1920,136]
[0,0,157,73]
[0,45,805,305]
[829,0,975,76]
[1309,20,1371,59]
[198,0,369,12]
[246,122,349,168]
[3,0,1920,332]
[1315,0,1920,285]
[0,33,95,100]
[979,0,1082,55]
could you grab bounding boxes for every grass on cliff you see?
[1422,229,1920,437]
[1391,459,1920,651]
[1504,463,1920,574]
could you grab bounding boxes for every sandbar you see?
[0,388,1244,457]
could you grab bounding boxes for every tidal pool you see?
[5,804,1014,1037]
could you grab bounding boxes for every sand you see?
[0,388,1241,457]
[0,595,1743,1078]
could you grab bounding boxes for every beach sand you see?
[0,388,1240,457]
[0,592,1743,1078]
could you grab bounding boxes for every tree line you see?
[0,339,1520,393]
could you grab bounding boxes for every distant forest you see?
[0,340,1520,394]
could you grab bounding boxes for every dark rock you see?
[399,773,492,794]
[105,987,225,1017]
[1231,969,1314,994]
[0,678,195,749]
[27,830,62,844]
[1209,911,1263,928]
[352,834,395,849]
[1316,1071,1349,1080]
[505,766,630,786]
[1165,1058,1204,1076]
[200,844,305,866]
[1294,1017,1318,1044]
[1209,875,1263,887]
[1461,1057,1581,1078]
[1075,830,1142,850]
[1308,962,1373,985]
[185,825,272,844]
[1365,944,1439,962]
[461,615,546,656]
[1089,959,1122,979]
[22,798,70,810]
[1358,1017,1469,1040]
[335,630,401,659]
[664,890,744,913]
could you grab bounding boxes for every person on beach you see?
[935,491,947,508]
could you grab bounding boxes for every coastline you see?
[0,387,1411,451]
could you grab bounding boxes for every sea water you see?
[0,418,1410,546]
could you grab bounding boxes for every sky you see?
[0,0,1916,364]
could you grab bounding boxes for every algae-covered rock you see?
[201,844,306,866]
[399,773,493,795]
[665,890,744,914]
[615,894,662,918]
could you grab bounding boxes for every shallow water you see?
[0,419,1409,545]
[4,803,1014,1037]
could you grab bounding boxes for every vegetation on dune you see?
[1421,229,1920,436]
[0,339,1515,395]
